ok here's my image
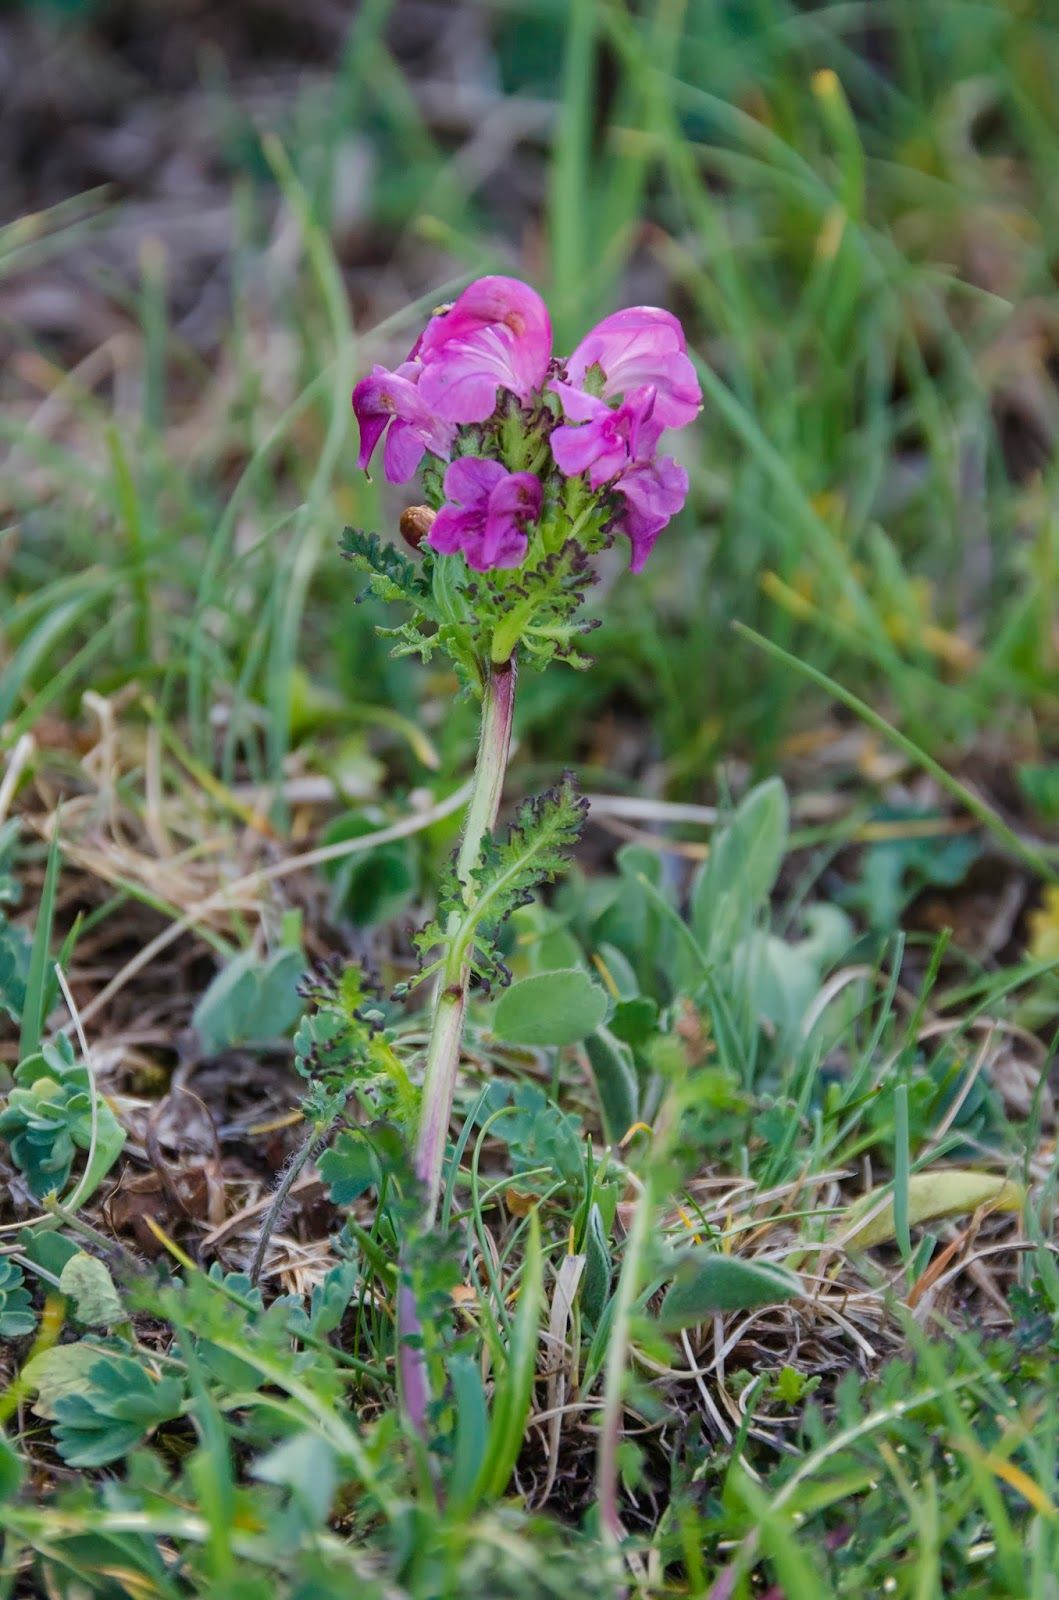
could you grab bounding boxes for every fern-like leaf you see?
[294,960,415,1127]
[340,527,433,607]
[457,774,588,987]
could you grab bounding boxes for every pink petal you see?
[466,520,529,571]
[415,276,552,422]
[427,504,477,556]
[550,386,662,488]
[442,455,507,506]
[551,420,611,480]
[614,455,689,571]
[418,361,511,425]
[351,362,455,481]
[565,307,701,430]
[488,470,542,522]
[382,420,427,484]
[549,380,611,425]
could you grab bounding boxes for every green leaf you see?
[659,1250,801,1330]
[59,1252,125,1328]
[23,1341,111,1420]
[192,945,304,1054]
[16,1227,80,1278]
[608,995,658,1046]
[470,1208,544,1504]
[432,776,587,989]
[580,1202,612,1325]
[20,822,62,1060]
[0,1430,23,1502]
[0,1260,36,1338]
[839,1170,1023,1250]
[583,1028,638,1143]
[690,779,789,961]
[320,812,417,928]
[50,1352,185,1468]
[318,1129,379,1204]
[481,1083,584,1190]
[0,1034,125,1200]
[0,915,32,1025]
[252,1431,337,1526]
[446,1354,490,1515]
[492,967,607,1046]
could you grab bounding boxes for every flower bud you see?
[400,504,436,550]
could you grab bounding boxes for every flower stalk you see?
[398,653,516,1451]
[414,652,516,1226]
[349,273,702,1463]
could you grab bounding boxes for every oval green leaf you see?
[660,1249,801,1330]
[492,968,608,1047]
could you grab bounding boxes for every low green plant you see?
[0,1034,124,1202]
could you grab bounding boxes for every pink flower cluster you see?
[353,277,700,573]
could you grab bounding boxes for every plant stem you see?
[413,653,517,1224]
[398,655,517,1450]
[249,1116,334,1286]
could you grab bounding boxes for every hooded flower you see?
[427,457,543,572]
[549,383,663,488]
[561,306,701,430]
[548,306,699,568]
[612,455,689,572]
[352,361,456,483]
[415,277,553,423]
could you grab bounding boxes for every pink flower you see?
[613,455,689,572]
[561,306,700,430]
[415,277,552,423]
[549,383,663,488]
[352,361,456,483]
[427,457,543,572]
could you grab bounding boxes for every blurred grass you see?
[2,0,1057,808]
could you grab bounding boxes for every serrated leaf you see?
[0,1034,125,1201]
[59,1252,124,1327]
[481,1082,584,1189]
[341,527,433,606]
[492,968,607,1046]
[839,1170,1023,1250]
[660,1250,801,1329]
[51,1353,184,1467]
[448,776,587,988]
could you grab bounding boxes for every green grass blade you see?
[20,822,61,1060]
[733,622,1056,881]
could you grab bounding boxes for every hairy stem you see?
[414,654,517,1224]
[249,1117,333,1286]
[399,655,517,1448]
